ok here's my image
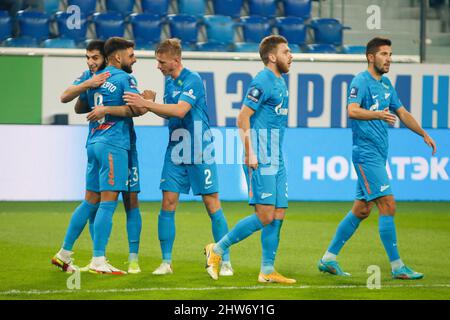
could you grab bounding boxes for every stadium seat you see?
[141,0,170,16]
[196,42,230,52]
[55,11,87,43]
[289,43,301,53]
[168,14,198,45]
[203,15,236,44]
[303,43,337,53]
[105,0,135,16]
[283,0,312,19]
[309,18,350,46]
[275,16,306,45]
[342,45,366,54]
[212,0,243,18]
[177,0,206,16]
[42,38,77,48]
[16,10,50,41]
[233,42,259,52]
[67,0,97,16]
[4,37,39,47]
[240,16,272,43]
[0,11,12,42]
[42,0,61,14]
[248,0,277,18]
[92,12,125,40]
[130,13,162,49]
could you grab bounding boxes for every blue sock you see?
[379,215,400,262]
[327,211,362,255]
[63,200,99,251]
[88,208,96,243]
[93,201,118,257]
[126,207,142,254]
[209,208,230,262]
[158,210,175,263]
[261,219,283,274]
[215,214,264,255]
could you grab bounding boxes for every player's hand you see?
[86,107,106,122]
[141,89,156,102]
[85,72,110,88]
[379,108,397,126]
[245,153,258,170]
[123,92,148,109]
[424,133,437,155]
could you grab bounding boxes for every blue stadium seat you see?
[178,0,206,16]
[275,16,306,45]
[16,10,50,41]
[168,14,198,45]
[212,0,243,18]
[42,38,77,48]
[4,37,39,47]
[342,45,366,54]
[55,11,87,43]
[105,0,135,16]
[130,13,162,49]
[203,15,236,44]
[196,42,230,52]
[141,0,169,16]
[67,0,97,16]
[42,0,61,14]
[309,18,350,46]
[303,43,337,53]
[248,0,277,17]
[283,0,311,19]
[240,16,272,43]
[233,42,259,52]
[92,12,125,40]
[0,11,12,42]
[289,43,301,53]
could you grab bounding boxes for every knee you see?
[123,192,139,211]
[204,195,220,214]
[353,207,371,220]
[162,197,178,212]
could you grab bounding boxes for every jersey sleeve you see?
[122,74,140,94]
[347,76,366,106]
[243,77,267,111]
[178,76,202,107]
[72,70,90,85]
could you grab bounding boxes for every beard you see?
[276,60,290,74]
[374,62,388,75]
[122,63,133,74]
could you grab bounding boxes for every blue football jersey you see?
[348,70,403,163]
[243,68,289,165]
[163,67,213,164]
[86,66,140,151]
[72,69,91,101]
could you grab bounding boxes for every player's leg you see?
[122,191,142,273]
[374,195,423,280]
[89,143,128,275]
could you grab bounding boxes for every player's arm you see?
[123,92,191,119]
[395,106,437,155]
[348,103,397,125]
[60,72,110,103]
[86,105,147,121]
[237,105,258,169]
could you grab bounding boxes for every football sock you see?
[214,214,264,255]
[63,200,99,251]
[88,207,96,243]
[93,201,118,257]
[209,208,230,262]
[128,253,138,262]
[126,207,142,255]
[379,215,401,263]
[158,209,175,264]
[325,211,362,258]
[261,219,283,274]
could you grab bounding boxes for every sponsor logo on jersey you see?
[182,89,196,100]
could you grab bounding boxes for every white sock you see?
[129,253,138,262]
[58,248,72,259]
[391,259,404,271]
[322,251,337,262]
[92,256,106,265]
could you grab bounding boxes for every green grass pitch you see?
[0,201,449,300]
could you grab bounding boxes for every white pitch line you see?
[1,284,450,296]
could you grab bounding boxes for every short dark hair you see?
[156,38,182,58]
[104,37,135,57]
[366,37,392,59]
[86,40,105,56]
[259,35,288,65]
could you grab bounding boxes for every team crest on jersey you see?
[247,87,262,103]
[349,87,358,98]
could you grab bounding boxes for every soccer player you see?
[203,35,295,283]
[123,38,233,276]
[318,37,437,280]
[52,38,144,274]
